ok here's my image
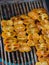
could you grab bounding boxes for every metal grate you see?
[0,0,48,65]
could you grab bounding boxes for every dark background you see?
[46,0,49,11]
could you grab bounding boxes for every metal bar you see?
[13,3,17,15]
[12,52,16,65]
[25,2,29,12]
[38,0,43,8]
[6,4,11,18]
[40,0,44,8]
[32,2,34,9]
[0,40,4,65]
[23,53,27,65]
[38,0,41,8]
[8,53,11,65]
[4,51,8,65]
[33,47,37,63]
[0,5,3,19]
[30,51,34,65]
[16,4,20,15]
[26,53,31,65]
[36,1,40,8]
[19,4,23,14]
[22,3,26,14]
[16,51,20,65]
[3,4,8,19]
[20,53,24,65]
[33,1,37,8]
[15,3,18,15]
[28,2,32,10]
[30,2,33,10]
[10,4,14,16]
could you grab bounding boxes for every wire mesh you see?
[0,0,48,65]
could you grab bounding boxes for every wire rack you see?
[0,0,48,65]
